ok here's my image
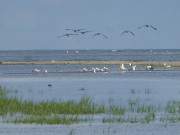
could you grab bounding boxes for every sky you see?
[0,0,180,50]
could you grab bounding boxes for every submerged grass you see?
[110,105,126,115]
[0,87,106,124]
[143,112,155,123]
[0,95,105,116]
[165,101,180,113]
[0,86,7,98]
[13,115,79,125]
[1,86,180,124]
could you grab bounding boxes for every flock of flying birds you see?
[57,24,157,39]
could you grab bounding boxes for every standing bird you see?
[93,33,108,39]
[138,25,157,31]
[57,33,79,38]
[132,65,136,71]
[120,30,135,36]
[120,64,127,71]
[146,65,154,71]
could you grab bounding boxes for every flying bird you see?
[120,30,135,36]
[93,33,108,39]
[79,31,92,35]
[57,33,79,38]
[65,28,85,33]
[138,25,157,30]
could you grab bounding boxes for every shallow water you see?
[0,123,180,135]
[1,49,180,61]
[1,71,180,107]
[1,50,180,134]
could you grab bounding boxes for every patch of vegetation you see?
[143,112,155,123]
[0,86,7,98]
[0,96,105,116]
[165,101,180,113]
[2,86,180,125]
[136,105,155,113]
[110,105,126,115]
[12,115,79,125]
[102,116,123,123]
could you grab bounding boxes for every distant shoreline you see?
[1,60,180,66]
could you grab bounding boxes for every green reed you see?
[0,96,105,116]
[2,86,180,124]
[13,115,79,125]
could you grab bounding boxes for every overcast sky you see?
[0,0,180,50]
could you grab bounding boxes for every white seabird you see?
[120,64,126,71]
[146,65,154,71]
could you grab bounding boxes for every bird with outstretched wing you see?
[57,33,79,38]
[93,33,108,39]
[120,30,135,36]
[65,28,85,33]
[138,25,157,30]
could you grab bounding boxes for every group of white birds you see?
[32,68,48,74]
[32,62,172,74]
[120,62,172,72]
[120,63,137,71]
[82,67,109,73]
[31,67,109,74]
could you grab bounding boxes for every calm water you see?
[1,49,180,76]
[1,50,180,134]
[0,49,180,105]
[1,74,180,106]
[0,49,180,61]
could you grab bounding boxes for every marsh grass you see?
[109,105,126,115]
[0,87,106,124]
[0,87,105,116]
[136,105,156,113]
[1,86,180,124]
[12,115,79,125]
[102,116,123,123]
[0,97,106,115]
[165,101,180,113]
[68,129,75,135]
[0,86,7,98]
[143,112,155,123]
[160,101,180,123]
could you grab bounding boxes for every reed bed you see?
[1,86,180,124]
